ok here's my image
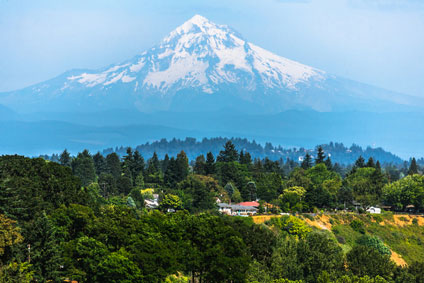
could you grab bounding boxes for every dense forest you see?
[42,137,405,165]
[1,141,423,282]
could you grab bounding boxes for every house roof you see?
[237,201,259,207]
[218,203,258,211]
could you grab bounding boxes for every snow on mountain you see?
[0,14,421,113]
[65,15,325,94]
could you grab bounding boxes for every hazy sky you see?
[1,0,423,97]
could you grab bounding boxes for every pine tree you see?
[325,157,333,170]
[408,158,418,175]
[176,151,189,182]
[133,150,145,177]
[217,141,239,163]
[72,150,96,187]
[93,152,107,176]
[146,152,161,175]
[205,152,215,175]
[164,157,178,187]
[123,147,134,178]
[29,213,63,281]
[106,153,122,180]
[315,146,325,164]
[239,151,252,165]
[194,155,206,175]
[59,149,72,167]
[161,154,170,173]
[366,157,375,168]
[354,156,365,169]
[301,154,312,170]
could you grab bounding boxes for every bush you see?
[356,235,391,255]
[350,219,366,234]
[266,216,311,239]
[399,216,408,222]
[412,218,418,225]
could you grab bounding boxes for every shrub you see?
[412,218,418,225]
[356,235,391,255]
[399,216,408,222]
[266,216,311,239]
[350,219,366,234]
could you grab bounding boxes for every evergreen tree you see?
[217,141,239,163]
[194,155,206,175]
[205,152,215,175]
[224,183,235,198]
[253,158,264,172]
[315,146,325,164]
[122,147,134,179]
[146,152,161,175]
[59,149,72,167]
[176,151,190,182]
[72,150,96,187]
[324,157,333,171]
[354,156,366,169]
[98,173,117,199]
[408,158,418,175]
[28,213,64,282]
[93,152,107,176]
[376,161,382,171]
[366,157,376,168]
[133,150,145,177]
[106,153,122,180]
[246,181,257,201]
[164,158,179,188]
[301,154,312,170]
[239,151,253,165]
[161,154,170,173]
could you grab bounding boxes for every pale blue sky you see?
[1,0,423,97]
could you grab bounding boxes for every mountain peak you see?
[187,14,210,26]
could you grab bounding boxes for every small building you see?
[145,194,159,209]
[236,201,259,207]
[366,206,381,214]
[218,203,258,216]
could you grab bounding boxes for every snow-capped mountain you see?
[0,15,421,113]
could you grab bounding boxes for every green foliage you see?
[347,245,395,280]
[350,219,366,234]
[160,194,182,211]
[356,235,391,255]
[345,167,386,207]
[0,214,23,257]
[267,216,311,239]
[382,174,424,211]
[72,149,96,187]
[217,141,239,163]
[0,262,34,283]
[271,231,344,282]
[97,248,143,283]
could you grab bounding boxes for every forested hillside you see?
[0,141,423,282]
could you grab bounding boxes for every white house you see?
[367,206,381,214]
[218,203,258,216]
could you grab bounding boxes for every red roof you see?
[237,201,259,207]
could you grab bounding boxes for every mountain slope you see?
[0,15,421,113]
